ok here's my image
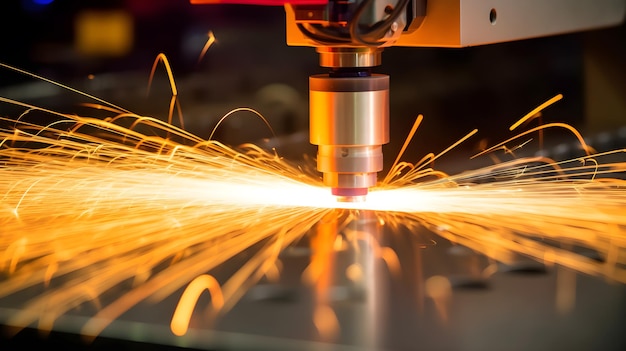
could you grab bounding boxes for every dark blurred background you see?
[1,0,625,172]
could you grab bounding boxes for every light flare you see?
[0,61,624,342]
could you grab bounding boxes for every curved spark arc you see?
[0,60,624,341]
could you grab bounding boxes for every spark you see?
[197,30,217,65]
[0,62,624,344]
[147,53,184,128]
[509,93,563,131]
[170,274,223,336]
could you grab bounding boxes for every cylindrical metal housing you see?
[310,74,389,146]
[309,74,389,196]
[317,47,382,68]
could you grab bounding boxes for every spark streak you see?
[0,65,625,343]
[170,274,223,336]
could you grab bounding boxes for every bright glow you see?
[0,61,624,342]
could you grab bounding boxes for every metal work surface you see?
[1,213,625,351]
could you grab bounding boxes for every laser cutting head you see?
[309,49,389,200]
[292,1,405,200]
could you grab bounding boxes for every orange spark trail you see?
[197,30,216,65]
[509,94,563,131]
[170,274,223,336]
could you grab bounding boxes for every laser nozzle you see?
[332,186,368,202]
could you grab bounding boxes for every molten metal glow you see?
[0,64,624,342]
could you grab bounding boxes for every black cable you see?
[351,0,411,46]
[297,0,411,47]
[348,0,378,46]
